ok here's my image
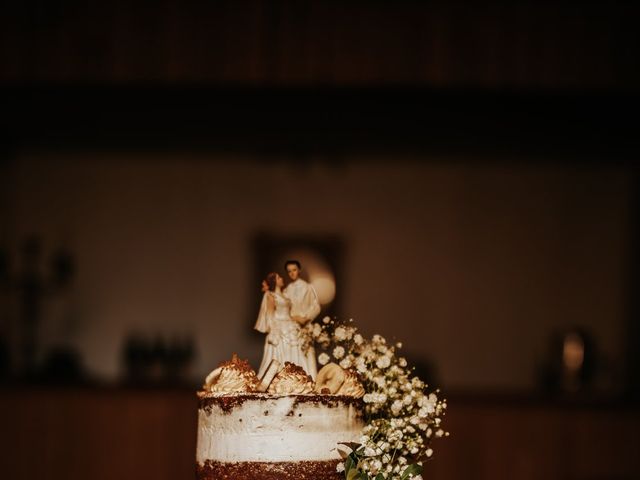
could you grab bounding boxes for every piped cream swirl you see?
[203,354,260,393]
[268,362,314,394]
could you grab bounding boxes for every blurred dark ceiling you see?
[1,1,638,157]
[1,87,638,160]
[1,1,638,89]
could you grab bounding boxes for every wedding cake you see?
[196,357,365,480]
[196,262,446,479]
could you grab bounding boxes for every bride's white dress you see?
[255,291,313,379]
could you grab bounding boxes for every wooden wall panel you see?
[1,388,639,480]
[0,388,197,480]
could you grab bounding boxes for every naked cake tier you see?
[196,392,364,480]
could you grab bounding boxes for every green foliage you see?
[346,469,361,480]
[400,463,423,479]
[344,453,357,475]
[341,441,423,479]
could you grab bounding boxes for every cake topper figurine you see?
[255,260,320,379]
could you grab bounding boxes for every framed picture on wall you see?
[250,233,344,327]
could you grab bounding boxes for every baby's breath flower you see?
[334,326,347,341]
[376,356,391,369]
[311,316,446,479]
[344,327,355,340]
[339,357,352,369]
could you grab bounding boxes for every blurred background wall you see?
[2,155,634,392]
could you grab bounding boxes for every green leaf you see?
[346,469,361,480]
[344,456,355,476]
[400,464,423,479]
[375,474,386,480]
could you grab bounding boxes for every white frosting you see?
[196,395,363,463]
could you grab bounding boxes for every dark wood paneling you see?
[1,388,639,480]
[1,1,638,90]
[0,388,197,480]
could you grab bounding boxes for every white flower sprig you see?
[308,317,448,480]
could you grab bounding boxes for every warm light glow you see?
[562,333,585,372]
[310,274,336,305]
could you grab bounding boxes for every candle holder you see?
[0,235,75,380]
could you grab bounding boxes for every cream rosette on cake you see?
[202,353,260,393]
[267,362,315,394]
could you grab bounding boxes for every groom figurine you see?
[283,259,320,378]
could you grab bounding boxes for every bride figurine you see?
[255,272,316,379]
